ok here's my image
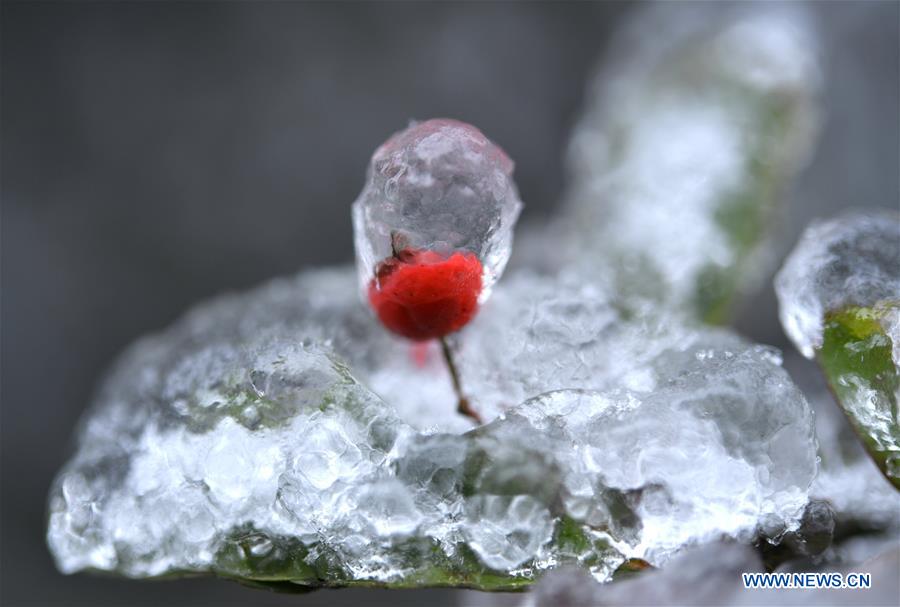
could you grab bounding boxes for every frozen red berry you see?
[350,118,521,423]
[368,249,483,341]
[352,119,522,323]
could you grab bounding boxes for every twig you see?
[439,336,481,424]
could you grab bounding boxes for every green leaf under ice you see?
[207,517,617,591]
[817,304,900,489]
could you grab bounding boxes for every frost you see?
[48,269,816,588]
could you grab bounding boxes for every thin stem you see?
[440,336,482,424]
[391,231,401,257]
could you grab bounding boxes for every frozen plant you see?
[776,210,900,488]
[353,119,523,422]
[46,268,817,588]
[45,1,863,598]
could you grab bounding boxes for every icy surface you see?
[775,210,900,358]
[352,118,522,302]
[807,380,900,531]
[778,352,900,532]
[776,210,900,487]
[48,268,816,586]
[515,3,821,322]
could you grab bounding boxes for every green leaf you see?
[817,304,900,489]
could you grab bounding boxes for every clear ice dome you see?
[47,268,817,587]
[775,209,900,358]
[352,118,522,302]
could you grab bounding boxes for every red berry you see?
[368,249,483,341]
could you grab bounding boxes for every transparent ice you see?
[775,210,900,359]
[776,351,900,534]
[352,118,522,301]
[809,380,900,531]
[48,268,816,587]
[776,209,900,489]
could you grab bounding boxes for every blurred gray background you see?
[1,1,897,606]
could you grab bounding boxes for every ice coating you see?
[352,119,522,306]
[776,210,900,488]
[514,3,821,322]
[775,210,900,358]
[808,382,900,531]
[782,348,900,534]
[373,270,695,434]
[494,345,817,562]
[47,268,816,587]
